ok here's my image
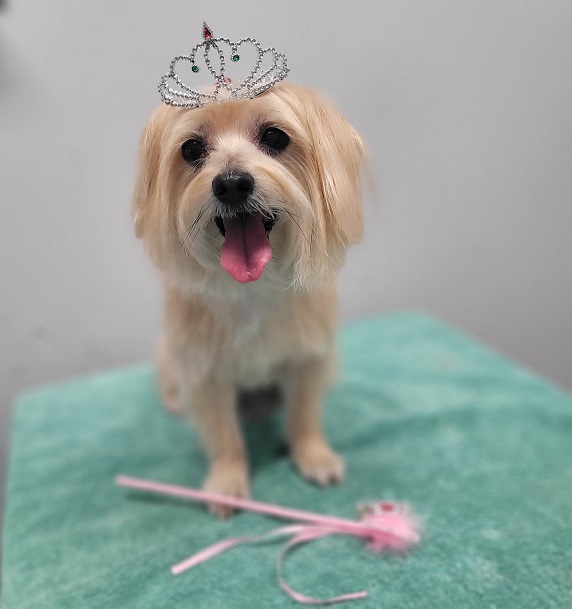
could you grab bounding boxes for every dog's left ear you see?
[302,88,365,249]
[273,85,365,282]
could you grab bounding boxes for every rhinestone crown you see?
[158,23,289,108]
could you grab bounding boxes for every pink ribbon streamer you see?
[116,475,421,605]
[172,524,366,604]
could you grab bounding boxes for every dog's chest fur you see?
[227,300,300,386]
[167,285,337,389]
[220,289,335,387]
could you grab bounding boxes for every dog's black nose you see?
[212,171,254,208]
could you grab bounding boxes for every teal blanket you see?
[2,313,571,608]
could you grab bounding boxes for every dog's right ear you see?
[132,106,166,238]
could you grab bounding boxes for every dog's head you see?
[133,83,364,296]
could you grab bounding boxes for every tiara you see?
[158,23,289,108]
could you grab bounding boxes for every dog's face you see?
[133,83,364,296]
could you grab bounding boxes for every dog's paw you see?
[163,395,183,416]
[292,438,345,487]
[202,460,250,519]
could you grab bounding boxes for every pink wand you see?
[116,475,421,605]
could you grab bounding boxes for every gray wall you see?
[1,0,571,522]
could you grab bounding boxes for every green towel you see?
[2,313,571,608]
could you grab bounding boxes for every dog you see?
[133,82,364,516]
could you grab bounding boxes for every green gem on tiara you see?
[232,54,240,62]
[192,64,199,73]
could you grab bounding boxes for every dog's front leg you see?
[186,378,249,517]
[284,356,345,486]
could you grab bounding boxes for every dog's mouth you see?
[214,212,276,283]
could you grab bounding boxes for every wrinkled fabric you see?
[2,313,571,609]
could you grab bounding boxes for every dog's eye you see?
[181,139,206,164]
[260,127,289,153]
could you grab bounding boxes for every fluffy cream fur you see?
[133,83,364,516]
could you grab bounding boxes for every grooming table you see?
[2,313,571,608]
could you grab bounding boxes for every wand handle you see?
[116,475,368,536]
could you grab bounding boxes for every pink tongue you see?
[221,213,272,283]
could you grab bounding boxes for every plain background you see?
[1,0,571,557]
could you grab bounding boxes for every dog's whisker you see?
[284,209,310,247]
[180,222,199,250]
[189,219,206,246]
[180,206,208,250]
[190,210,207,239]
[181,217,200,242]
[187,206,207,234]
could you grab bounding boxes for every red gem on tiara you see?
[203,23,213,40]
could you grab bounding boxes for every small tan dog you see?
[133,82,364,515]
